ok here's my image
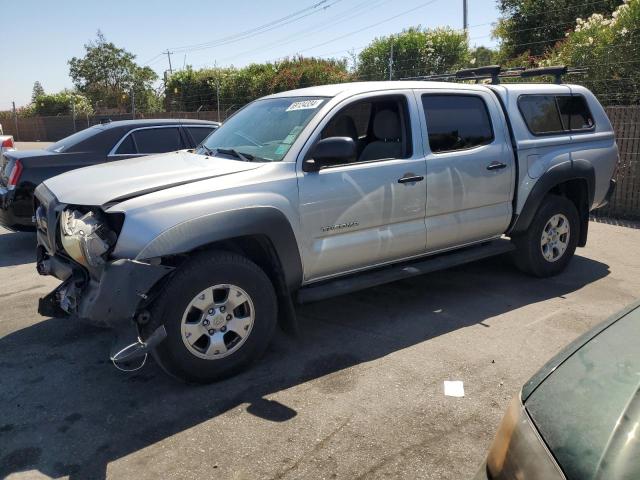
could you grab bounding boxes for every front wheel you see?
[144,251,277,383]
[512,194,580,277]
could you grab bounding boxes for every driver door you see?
[297,91,427,282]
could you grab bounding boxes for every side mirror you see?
[303,136,356,172]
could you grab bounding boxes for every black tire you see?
[143,250,277,383]
[511,194,580,277]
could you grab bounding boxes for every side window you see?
[133,127,184,154]
[320,95,412,164]
[187,126,215,145]
[518,95,564,134]
[556,95,595,131]
[519,95,595,135]
[322,102,371,140]
[422,95,494,153]
[115,134,136,154]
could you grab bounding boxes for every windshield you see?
[200,97,328,161]
[46,125,103,153]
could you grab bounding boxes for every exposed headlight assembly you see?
[60,208,117,268]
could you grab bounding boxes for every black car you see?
[0,119,219,231]
[476,300,640,480]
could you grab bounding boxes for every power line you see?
[214,0,391,64]
[296,0,440,54]
[168,0,341,54]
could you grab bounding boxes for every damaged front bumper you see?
[38,254,173,328]
[37,250,174,362]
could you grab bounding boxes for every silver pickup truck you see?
[34,67,618,382]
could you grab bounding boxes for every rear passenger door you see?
[108,126,186,160]
[416,90,514,251]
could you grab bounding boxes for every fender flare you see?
[509,159,595,238]
[137,206,303,290]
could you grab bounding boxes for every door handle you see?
[398,174,424,184]
[486,161,507,171]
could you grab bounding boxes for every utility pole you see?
[214,60,221,122]
[216,79,221,122]
[131,90,136,119]
[11,101,19,141]
[165,50,174,75]
[463,0,468,32]
[388,41,394,80]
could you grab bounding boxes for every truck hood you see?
[43,150,263,206]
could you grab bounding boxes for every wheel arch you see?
[509,160,594,247]
[137,206,303,291]
[136,207,302,335]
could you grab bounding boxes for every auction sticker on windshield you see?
[286,99,324,111]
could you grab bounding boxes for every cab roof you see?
[263,80,579,100]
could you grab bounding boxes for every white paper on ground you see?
[444,380,465,397]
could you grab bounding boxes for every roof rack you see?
[402,65,586,85]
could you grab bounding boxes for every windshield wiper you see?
[198,144,215,156]
[215,148,257,162]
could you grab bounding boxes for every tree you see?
[544,0,640,105]
[31,81,45,103]
[68,31,159,112]
[356,27,469,81]
[495,0,624,58]
[469,46,498,67]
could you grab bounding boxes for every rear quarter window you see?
[556,95,595,131]
[115,134,136,154]
[187,126,216,145]
[518,94,595,135]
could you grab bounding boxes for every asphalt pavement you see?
[0,221,639,480]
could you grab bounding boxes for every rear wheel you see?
[512,194,579,277]
[144,251,277,383]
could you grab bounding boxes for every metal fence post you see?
[72,100,77,132]
[12,101,19,141]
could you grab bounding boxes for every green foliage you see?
[495,0,624,58]
[544,0,640,104]
[68,31,159,113]
[165,57,351,112]
[32,91,93,116]
[31,82,45,103]
[356,27,469,80]
[469,46,499,67]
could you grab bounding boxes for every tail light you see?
[7,159,23,190]
[1,137,14,149]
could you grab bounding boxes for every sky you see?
[1,0,501,108]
